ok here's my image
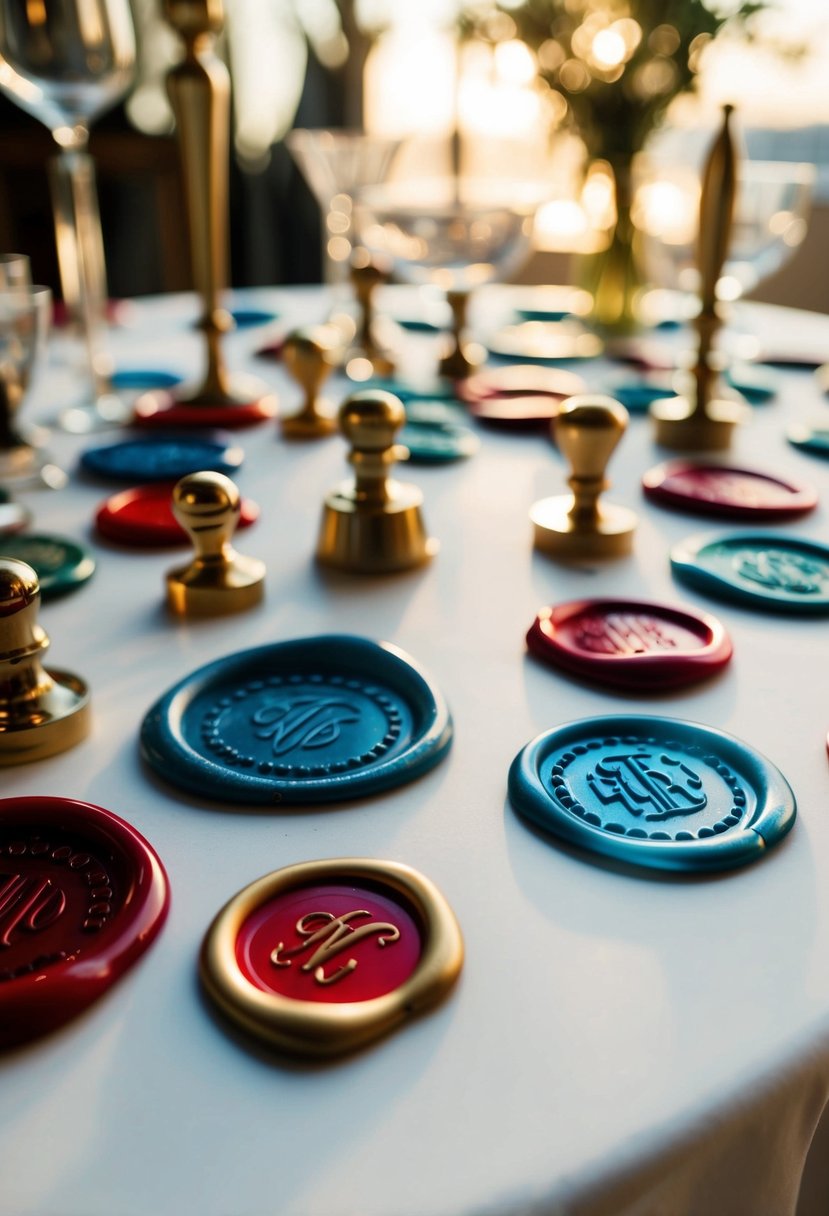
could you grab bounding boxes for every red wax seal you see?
[0,796,169,1048]
[96,481,260,546]
[527,598,733,691]
[236,882,421,1004]
[643,460,817,520]
[132,383,277,430]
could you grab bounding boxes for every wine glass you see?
[286,128,403,293]
[355,173,541,381]
[286,128,404,374]
[635,159,815,341]
[0,0,137,432]
[0,257,65,490]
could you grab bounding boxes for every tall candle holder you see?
[650,107,749,451]
[133,0,276,429]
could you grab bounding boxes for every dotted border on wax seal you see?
[199,674,403,779]
[547,734,747,842]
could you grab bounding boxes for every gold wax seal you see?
[200,857,463,1057]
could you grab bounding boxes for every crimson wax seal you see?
[235,882,422,1005]
[96,481,259,546]
[527,598,733,691]
[643,460,817,520]
[0,796,169,1048]
[456,364,586,405]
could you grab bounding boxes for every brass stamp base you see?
[317,482,438,574]
[531,495,636,560]
[166,557,266,617]
[0,669,90,765]
[281,406,338,440]
[650,396,747,452]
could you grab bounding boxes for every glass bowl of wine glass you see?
[355,174,542,380]
[635,158,815,329]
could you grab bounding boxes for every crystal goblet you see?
[0,0,137,432]
[355,175,540,380]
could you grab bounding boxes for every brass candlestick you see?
[651,105,748,450]
[134,0,276,428]
[531,395,636,559]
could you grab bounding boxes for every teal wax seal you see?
[509,715,795,872]
[725,363,778,402]
[671,531,829,613]
[787,424,829,459]
[0,533,95,599]
[605,379,678,414]
[400,419,479,464]
[140,634,453,806]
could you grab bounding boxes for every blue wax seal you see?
[400,419,479,463]
[395,317,444,333]
[230,308,279,329]
[140,634,453,805]
[509,715,795,872]
[111,369,183,391]
[725,363,778,402]
[671,531,829,614]
[787,424,829,459]
[607,379,678,413]
[365,379,460,403]
[80,432,244,484]
[0,533,95,599]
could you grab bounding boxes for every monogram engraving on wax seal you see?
[732,548,829,595]
[547,736,748,841]
[251,696,361,756]
[671,470,781,507]
[200,673,404,778]
[586,752,706,821]
[269,909,401,986]
[575,613,679,656]
[0,835,116,981]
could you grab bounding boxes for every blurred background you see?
[1,0,827,312]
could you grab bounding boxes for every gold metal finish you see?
[345,254,396,379]
[281,325,339,438]
[200,857,464,1058]
[166,471,265,615]
[0,559,90,764]
[651,106,747,450]
[439,290,485,380]
[143,0,276,417]
[531,395,637,559]
[316,390,438,574]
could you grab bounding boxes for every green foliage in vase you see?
[459,0,768,161]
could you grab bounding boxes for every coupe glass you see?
[355,174,540,380]
[0,0,137,432]
[286,128,403,293]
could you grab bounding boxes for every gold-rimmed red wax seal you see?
[200,857,463,1057]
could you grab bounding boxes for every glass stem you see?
[48,146,112,402]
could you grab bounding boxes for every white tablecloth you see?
[2,285,829,1216]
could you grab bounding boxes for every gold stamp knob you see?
[531,395,637,559]
[316,390,437,573]
[166,471,265,615]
